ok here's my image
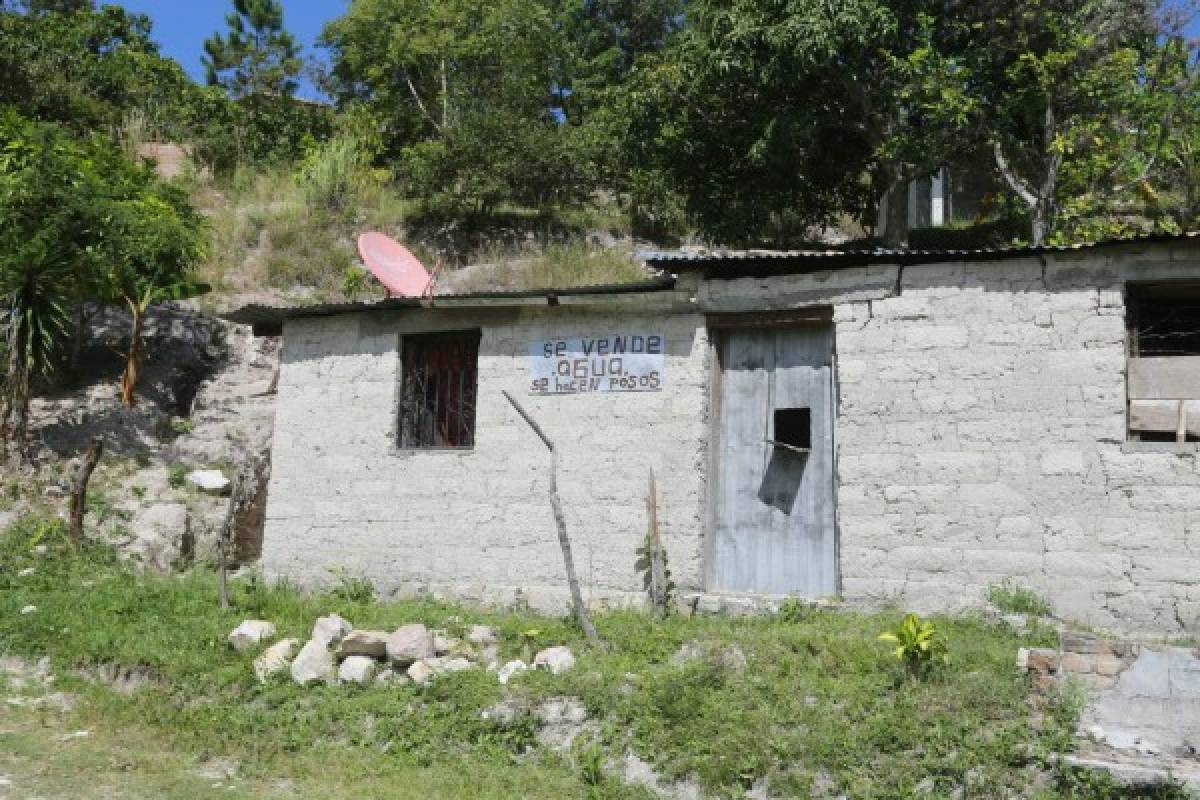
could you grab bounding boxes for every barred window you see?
[398,331,480,449]
[1126,284,1200,442]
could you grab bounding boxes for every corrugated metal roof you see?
[640,231,1200,276]
[221,277,677,328]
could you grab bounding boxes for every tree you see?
[87,145,208,408]
[322,0,599,215]
[627,0,958,245]
[0,113,94,458]
[203,0,300,99]
[0,112,207,459]
[951,0,1176,245]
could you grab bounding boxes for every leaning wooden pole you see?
[68,437,104,545]
[502,390,601,645]
[216,469,244,610]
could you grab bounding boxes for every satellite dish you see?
[357,232,434,298]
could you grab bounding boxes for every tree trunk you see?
[2,322,31,464]
[69,303,86,377]
[877,165,910,248]
[646,468,668,616]
[501,390,602,645]
[68,437,104,545]
[121,301,143,409]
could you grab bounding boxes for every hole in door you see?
[773,408,811,450]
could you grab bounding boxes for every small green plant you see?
[130,486,147,500]
[170,418,195,436]
[879,613,949,677]
[341,264,369,297]
[778,598,820,624]
[576,744,606,787]
[987,580,1053,617]
[518,628,542,662]
[167,464,188,489]
[329,568,375,604]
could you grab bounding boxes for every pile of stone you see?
[227,616,576,687]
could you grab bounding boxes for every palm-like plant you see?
[0,113,87,460]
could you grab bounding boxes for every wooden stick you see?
[647,468,668,616]
[502,390,601,644]
[68,438,104,545]
[217,469,244,610]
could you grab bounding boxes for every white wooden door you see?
[712,326,836,595]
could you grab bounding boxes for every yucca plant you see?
[879,612,949,677]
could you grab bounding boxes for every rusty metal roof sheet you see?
[221,277,678,329]
[640,231,1200,276]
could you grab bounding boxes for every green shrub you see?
[988,580,1053,617]
[167,464,188,489]
[879,612,949,677]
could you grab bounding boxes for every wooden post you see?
[217,469,244,610]
[502,390,601,645]
[646,468,668,616]
[68,437,104,545]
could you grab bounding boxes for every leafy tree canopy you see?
[203,0,301,100]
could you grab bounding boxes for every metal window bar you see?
[399,331,479,448]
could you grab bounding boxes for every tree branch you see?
[403,70,442,133]
[993,141,1038,210]
[502,390,601,645]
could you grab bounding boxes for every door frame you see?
[703,310,841,595]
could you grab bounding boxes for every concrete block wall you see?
[262,306,710,612]
[833,245,1200,634]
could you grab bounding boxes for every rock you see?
[338,655,380,685]
[337,630,388,660]
[533,646,576,675]
[479,644,500,668]
[18,605,36,615]
[290,639,336,686]
[671,640,705,666]
[467,625,498,647]
[186,469,231,496]
[1016,648,1030,671]
[718,645,747,673]
[311,614,353,648]
[1086,725,1107,744]
[428,657,473,675]
[374,667,409,687]
[497,659,528,685]
[407,660,434,686]
[32,544,47,557]
[432,632,462,655]
[387,624,434,666]
[254,638,299,682]
[129,503,190,572]
[228,620,276,652]
[16,568,34,578]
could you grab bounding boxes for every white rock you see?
[338,656,380,685]
[428,657,473,675]
[533,646,576,675]
[374,667,409,687]
[386,624,434,666]
[337,630,389,660]
[254,638,299,682]
[186,469,231,496]
[290,639,335,686]
[467,625,498,647]
[311,614,353,648]
[18,606,36,616]
[432,632,462,655]
[1086,725,1106,744]
[228,620,276,652]
[407,660,434,685]
[16,568,34,578]
[497,659,528,685]
[32,545,47,557]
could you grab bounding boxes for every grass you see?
[988,580,1055,617]
[0,513,1183,799]
[187,150,648,305]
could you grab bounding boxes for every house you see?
[227,234,1200,635]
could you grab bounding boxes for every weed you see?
[879,612,950,678]
[167,464,188,489]
[130,486,146,500]
[988,580,1054,617]
[328,567,375,605]
[169,417,195,436]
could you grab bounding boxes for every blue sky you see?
[112,1,346,100]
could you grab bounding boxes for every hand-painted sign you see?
[529,334,665,394]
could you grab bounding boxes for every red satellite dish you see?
[357,232,434,298]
